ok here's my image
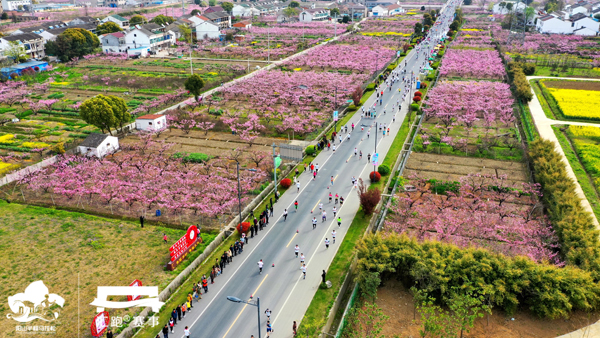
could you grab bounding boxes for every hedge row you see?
[356,233,600,319]
[529,139,600,279]
[507,62,533,103]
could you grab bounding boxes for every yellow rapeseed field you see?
[548,88,600,120]
[569,126,600,140]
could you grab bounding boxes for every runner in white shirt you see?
[325,238,330,249]
[294,245,299,258]
[301,264,307,279]
[312,217,318,229]
[258,260,264,274]
[300,253,305,267]
[332,230,336,244]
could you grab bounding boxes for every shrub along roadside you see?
[356,233,600,319]
[507,62,533,103]
[529,139,600,279]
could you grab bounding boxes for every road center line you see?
[286,233,298,248]
[221,274,269,338]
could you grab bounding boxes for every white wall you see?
[573,18,600,32]
[539,18,573,33]
[2,0,31,11]
[196,21,220,40]
[126,29,151,49]
[136,116,167,131]
[78,136,119,158]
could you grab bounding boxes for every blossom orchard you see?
[419,81,515,153]
[20,134,267,222]
[439,49,506,79]
[387,174,560,263]
[205,70,368,137]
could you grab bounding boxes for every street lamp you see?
[236,162,257,228]
[227,296,261,338]
[333,86,348,133]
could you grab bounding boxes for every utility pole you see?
[237,161,242,227]
[272,143,277,198]
[374,122,377,173]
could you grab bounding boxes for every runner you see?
[295,245,299,258]
[258,259,264,274]
[329,192,332,203]
[337,216,342,227]
[332,230,336,244]
[322,210,327,222]
[312,217,317,229]
[325,238,330,249]
[330,176,334,185]
[294,200,298,212]
[300,253,305,267]
[332,206,337,217]
[283,209,288,221]
[296,181,300,193]
[301,264,307,279]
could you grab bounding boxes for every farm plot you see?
[540,79,600,121]
[0,201,217,338]
[11,133,274,228]
[385,173,558,263]
[413,80,523,161]
[439,49,506,80]
[194,22,347,60]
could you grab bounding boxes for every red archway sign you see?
[91,311,110,337]
[127,279,143,301]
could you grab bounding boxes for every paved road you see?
[162,4,458,338]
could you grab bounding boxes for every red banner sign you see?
[90,311,109,337]
[166,225,200,271]
[127,279,142,301]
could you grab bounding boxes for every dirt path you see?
[526,76,600,227]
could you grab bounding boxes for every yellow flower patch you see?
[51,82,69,85]
[548,88,600,120]
[293,68,301,71]
[21,142,50,149]
[0,134,15,143]
[569,126,600,140]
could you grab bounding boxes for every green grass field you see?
[0,201,216,337]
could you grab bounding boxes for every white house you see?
[100,31,126,53]
[195,20,220,40]
[232,4,259,17]
[570,12,600,32]
[570,3,590,15]
[0,33,45,58]
[233,20,252,30]
[299,9,329,22]
[101,14,129,29]
[78,133,119,158]
[536,14,574,33]
[386,4,404,15]
[573,26,598,35]
[125,25,174,52]
[135,114,167,132]
[2,0,31,11]
[492,1,526,14]
[372,5,389,16]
